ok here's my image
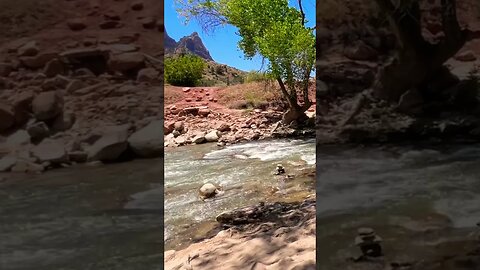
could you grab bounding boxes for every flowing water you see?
[164,139,316,250]
[317,144,480,268]
[0,159,163,270]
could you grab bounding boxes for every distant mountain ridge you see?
[164,30,213,61]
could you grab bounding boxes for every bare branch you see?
[298,0,305,26]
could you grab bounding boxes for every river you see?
[317,144,480,268]
[164,138,316,250]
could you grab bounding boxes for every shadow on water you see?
[0,159,163,270]
[317,144,480,269]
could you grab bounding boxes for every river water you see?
[317,144,480,268]
[164,139,316,250]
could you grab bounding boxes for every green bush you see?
[164,54,205,86]
[244,71,272,83]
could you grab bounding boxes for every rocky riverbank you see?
[164,85,316,148]
[0,0,164,173]
[164,198,316,270]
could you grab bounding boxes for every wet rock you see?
[32,91,63,121]
[86,125,129,161]
[398,89,423,115]
[199,183,219,199]
[11,160,44,173]
[17,41,39,57]
[32,139,68,164]
[26,121,50,141]
[67,19,87,31]
[174,136,186,145]
[127,120,163,158]
[0,104,15,132]
[205,130,221,142]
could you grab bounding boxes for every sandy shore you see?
[164,199,316,270]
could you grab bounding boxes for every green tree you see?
[164,54,206,86]
[176,0,315,124]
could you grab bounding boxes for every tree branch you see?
[298,0,305,26]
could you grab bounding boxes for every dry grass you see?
[217,81,283,109]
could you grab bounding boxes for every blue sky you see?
[164,0,316,72]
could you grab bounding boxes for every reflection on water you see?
[164,139,315,250]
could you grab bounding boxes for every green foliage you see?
[176,0,315,101]
[244,70,272,83]
[164,54,205,86]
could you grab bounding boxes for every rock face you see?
[32,139,68,164]
[32,91,63,121]
[168,31,213,61]
[127,120,163,158]
[87,125,129,161]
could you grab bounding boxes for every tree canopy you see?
[176,0,315,120]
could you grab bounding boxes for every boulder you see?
[11,160,44,173]
[12,92,34,126]
[52,112,75,132]
[137,68,159,83]
[127,120,163,158]
[0,104,15,132]
[20,52,58,69]
[174,121,184,132]
[26,121,50,141]
[67,19,87,31]
[43,59,65,77]
[0,156,17,172]
[32,139,68,164]
[32,91,63,121]
[66,80,87,94]
[455,50,477,62]
[192,133,206,144]
[6,130,31,148]
[344,41,378,61]
[217,123,231,132]
[86,125,129,161]
[108,52,145,72]
[17,41,39,57]
[199,183,218,199]
[205,130,221,142]
[164,122,174,135]
[198,108,210,117]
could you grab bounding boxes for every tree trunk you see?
[276,77,309,125]
[372,0,468,103]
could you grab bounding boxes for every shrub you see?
[244,71,272,83]
[164,54,205,86]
